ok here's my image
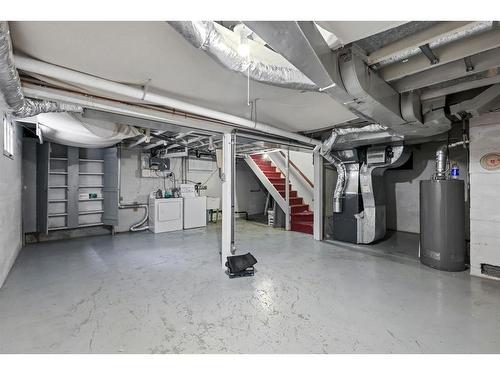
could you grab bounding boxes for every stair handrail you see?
[278,151,314,189]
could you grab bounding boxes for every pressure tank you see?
[419,179,466,271]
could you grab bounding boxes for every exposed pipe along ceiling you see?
[8,22,499,148]
[4,8,500,356]
[13,54,321,147]
[0,22,82,118]
[2,20,500,252]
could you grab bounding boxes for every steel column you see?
[313,151,323,241]
[221,132,235,268]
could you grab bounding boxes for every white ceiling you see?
[316,21,406,46]
[9,22,397,133]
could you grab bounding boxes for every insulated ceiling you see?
[9,21,362,133]
[316,21,406,47]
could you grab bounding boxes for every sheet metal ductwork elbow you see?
[434,140,469,179]
[320,124,389,213]
[0,22,83,118]
[321,151,346,213]
[168,21,318,91]
[435,144,449,180]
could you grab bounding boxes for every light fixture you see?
[237,25,250,58]
[237,42,250,57]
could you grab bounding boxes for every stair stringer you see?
[244,155,288,214]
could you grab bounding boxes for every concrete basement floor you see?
[1,220,500,354]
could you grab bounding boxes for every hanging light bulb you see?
[237,39,250,57]
[235,23,252,57]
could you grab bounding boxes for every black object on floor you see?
[226,252,257,278]
[228,266,255,279]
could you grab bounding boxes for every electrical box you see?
[149,156,170,171]
[366,146,387,165]
[140,152,171,178]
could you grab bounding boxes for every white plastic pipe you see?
[14,55,321,146]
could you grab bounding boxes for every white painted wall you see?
[0,113,23,288]
[289,150,314,207]
[235,159,268,216]
[117,148,266,232]
[270,150,314,207]
[469,113,500,280]
[289,150,314,182]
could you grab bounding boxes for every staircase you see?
[246,154,314,235]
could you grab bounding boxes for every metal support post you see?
[221,132,235,268]
[313,151,324,241]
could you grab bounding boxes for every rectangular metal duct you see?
[245,21,452,140]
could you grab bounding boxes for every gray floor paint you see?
[1,221,499,354]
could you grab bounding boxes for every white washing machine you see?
[183,196,207,229]
[149,197,183,233]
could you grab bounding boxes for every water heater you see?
[420,179,466,271]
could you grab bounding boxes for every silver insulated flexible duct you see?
[321,124,388,213]
[0,22,83,118]
[323,124,389,149]
[321,151,347,213]
[168,21,318,91]
[118,203,149,232]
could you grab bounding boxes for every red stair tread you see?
[291,211,313,222]
[264,172,282,178]
[255,163,272,168]
[289,197,303,205]
[250,154,314,234]
[269,178,285,184]
[259,166,277,172]
[278,190,298,198]
[292,221,314,227]
[290,204,309,213]
[291,221,313,235]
